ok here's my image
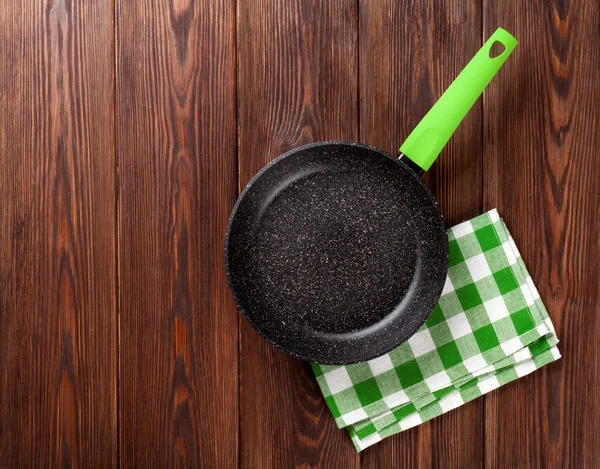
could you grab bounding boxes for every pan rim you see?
[224,140,449,365]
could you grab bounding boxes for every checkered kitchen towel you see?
[312,209,560,451]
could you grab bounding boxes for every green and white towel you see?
[312,209,560,451]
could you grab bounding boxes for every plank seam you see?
[235,0,241,467]
[113,0,121,466]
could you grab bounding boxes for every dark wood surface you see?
[483,1,600,468]
[116,0,238,467]
[0,0,117,467]
[0,0,598,468]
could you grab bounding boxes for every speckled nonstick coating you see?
[225,142,448,364]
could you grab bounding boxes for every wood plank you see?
[116,0,238,467]
[0,0,117,467]
[236,1,361,467]
[359,1,484,467]
[483,1,600,468]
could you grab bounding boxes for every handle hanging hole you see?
[489,41,506,58]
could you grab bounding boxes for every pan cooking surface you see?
[246,166,420,333]
[225,142,448,364]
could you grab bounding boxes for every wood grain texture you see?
[1,0,599,467]
[359,0,484,467]
[236,1,361,467]
[0,0,117,467]
[116,0,238,467]
[483,0,600,468]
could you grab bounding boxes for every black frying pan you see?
[225,29,517,364]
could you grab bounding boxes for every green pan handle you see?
[400,28,518,172]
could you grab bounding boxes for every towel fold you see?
[312,209,560,451]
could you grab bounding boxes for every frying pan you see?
[226,28,518,364]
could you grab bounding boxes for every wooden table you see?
[1,0,599,467]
